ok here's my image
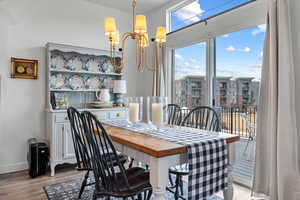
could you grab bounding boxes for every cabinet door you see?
[92,111,107,120]
[54,123,64,161]
[62,123,75,160]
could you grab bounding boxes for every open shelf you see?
[50,69,122,76]
[50,88,103,92]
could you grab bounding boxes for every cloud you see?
[174,61,205,79]
[252,24,266,36]
[174,1,205,24]
[183,62,190,66]
[190,58,198,63]
[242,47,251,52]
[222,34,229,38]
[226,46,251,52]
[217,65,261,80]
[217,69,234,76]
[226,46,236,51]
[175,54,184,61]
[248,64,262,69]
[259,51,263,59]
[190,65,202,70]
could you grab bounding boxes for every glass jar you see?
[124,97,143,123]
[147,96,168,128]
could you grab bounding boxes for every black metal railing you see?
[218,106,257,138]
[179,106,257,138]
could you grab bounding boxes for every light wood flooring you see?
[0,165,252,200]
[0,165,84,200]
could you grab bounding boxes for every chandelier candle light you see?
[104,0,166,73]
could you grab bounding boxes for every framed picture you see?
[11,57,38,79]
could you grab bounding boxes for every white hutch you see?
[45,43,127,176]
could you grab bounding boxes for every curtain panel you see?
[253,0,300,199]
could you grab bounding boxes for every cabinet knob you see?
[116,113,121,117]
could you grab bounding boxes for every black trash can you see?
[27,138,49,178]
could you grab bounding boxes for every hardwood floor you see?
[0,165,84,200]
[0,165,252,200]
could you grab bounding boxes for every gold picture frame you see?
[11,58,38,79]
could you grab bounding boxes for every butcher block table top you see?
[103,124,240,158]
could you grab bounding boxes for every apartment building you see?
[175,76,260,108]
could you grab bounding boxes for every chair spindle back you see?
[167,104,182,126]
[181,106,221,132]
[67,107,91,170]
[81,111,130,193]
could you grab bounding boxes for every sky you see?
[172,0,265,81]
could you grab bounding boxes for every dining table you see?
[102,122,240,200]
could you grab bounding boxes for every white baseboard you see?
[0,162,28,174]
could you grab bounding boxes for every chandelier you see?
[104,0,166,72]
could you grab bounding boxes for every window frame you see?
[167,0,257,34]
[166,0,198,33]
[167,0,266,108]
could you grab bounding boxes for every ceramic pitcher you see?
[96,89,110,103]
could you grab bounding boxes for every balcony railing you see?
[218,106,257,138]
[179,106,257,138]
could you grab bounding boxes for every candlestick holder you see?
[147,96,168,128]
[124,97,143,123]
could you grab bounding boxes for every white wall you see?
[136,0,185,100]
[0,0,138,174]
[290,0,300,169]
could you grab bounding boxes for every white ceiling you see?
[85,0,173,13]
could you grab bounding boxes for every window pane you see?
[173,42,206,108]
[215,25,265,107]
[171,0,253,31]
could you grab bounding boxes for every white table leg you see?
[223,163,234,200]
[223,143,236,200]
[149,156,170,200]
[50,162,56,177]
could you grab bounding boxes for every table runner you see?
[102,120,228,200]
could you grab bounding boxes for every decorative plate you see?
[99,77,106,88]
[85,58,100,72]
[68,75,84,90]
[66,56,83,71]
[85,77,101,89]
[101,61,113,73]
[106,77,114,89]
[50,74,65,89]
[17,65,25,73]
[50,55,65,70]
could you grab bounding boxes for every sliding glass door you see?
[171,25,265,187]
[214,26,264,187]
